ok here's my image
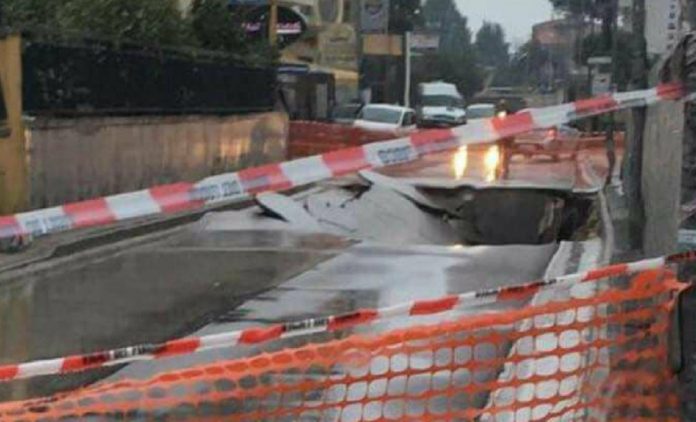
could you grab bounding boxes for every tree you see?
[423,0,461,28]
[389,0,423,33]
[0,0,61,30]
[549,0,598,17]
[475,22,509,68]
[515,39,551,83]
[581,31,633,89]
[0,0,275,63]
[425,51,483,98]
[56,0,188,45]
[190,0,246,52]
[423,0,471,49]
[416,0,483,98]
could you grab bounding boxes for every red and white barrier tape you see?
[0,83,686,241]
[0,250,691,383]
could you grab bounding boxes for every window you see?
[466,105,496,119]
[422,95,464,108]
[403,111,416,126]
[333,103,362,119]
[342,0,353,23]
[359,107,402,124]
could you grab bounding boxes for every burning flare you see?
[453,146,468,179]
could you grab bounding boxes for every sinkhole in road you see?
[0,179,597,414]
[283,181,599,247]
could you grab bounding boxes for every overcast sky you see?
[455,0,554,48]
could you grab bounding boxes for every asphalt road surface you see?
[0,146,611,419]
[0,182,557,390]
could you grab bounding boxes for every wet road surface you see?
[108,240,557,379]
[377,146,605,192]
[0,146,612,418]
[91,237,557,421]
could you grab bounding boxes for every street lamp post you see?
[404,31,411,107]
[624,0,647,251]
[269,0,278,46]
[602,0,618,186]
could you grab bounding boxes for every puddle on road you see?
[0,229,349,400]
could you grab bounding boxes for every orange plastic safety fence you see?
[0,269,686,421]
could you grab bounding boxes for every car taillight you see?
[547,128,557,139]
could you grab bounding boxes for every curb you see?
[484,186,614,420]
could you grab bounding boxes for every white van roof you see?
[362,103,414,113]
[420,82,462,98]
[467,103,495,110]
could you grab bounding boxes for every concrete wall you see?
[642,99,685,257]
[25,112,287,209]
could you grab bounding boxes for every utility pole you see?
[269,0,278,46]
[404,31,411,107]
[602,0,618,187]
[623,0,648,251]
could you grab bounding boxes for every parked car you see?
[513,124,581,161]
[465,103,496,120]
[353,104,417,133]
[331,102,364,125]
[417,82,467,128]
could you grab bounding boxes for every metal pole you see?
[404,31,411,107]
[269,0,278,46]
[623,0,648,251]
[603,0,618,186]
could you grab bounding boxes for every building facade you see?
[646,0,682,58]
[278,0,360,103]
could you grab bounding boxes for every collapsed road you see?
[0,145,610,419]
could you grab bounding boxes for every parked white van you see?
[417,82,467,128]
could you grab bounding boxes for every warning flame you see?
[453,146,468,179]
[484,145,500,182]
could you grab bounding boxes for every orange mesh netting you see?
[0,268,687,421]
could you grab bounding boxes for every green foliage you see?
[415,0,483,98]
[0,0,61,30]
[389,0,423,33]
[549,0,601,17]
[475,22,509,68]
[190,0,245,52]
[188,0,278,65]
[55,0,188,45]
[423,0,469,46]
[509,39,551,86]
[1,0,188,45]
[0,0,276,64]
[581,30,634,89]
[423,51,483,98]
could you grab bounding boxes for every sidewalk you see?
[0,196,259,275]
[483,155,616,421]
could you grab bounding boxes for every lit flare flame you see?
[453,146,468,179]
[484,145,500,182]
